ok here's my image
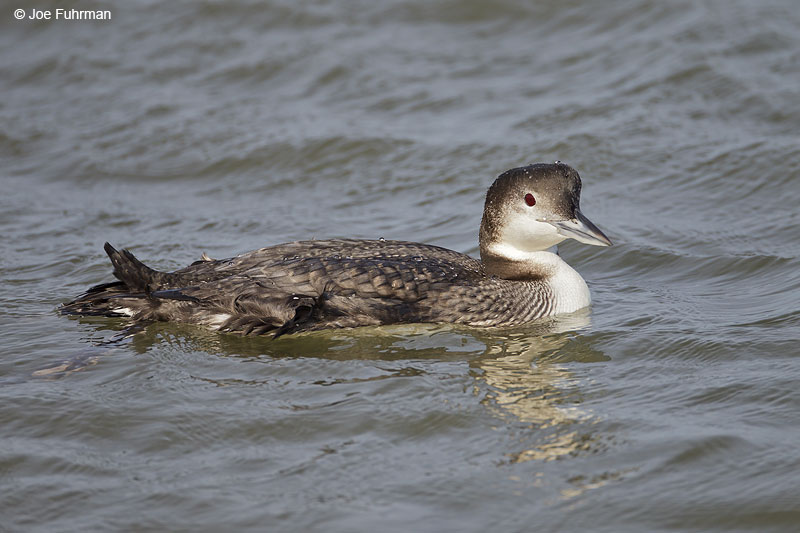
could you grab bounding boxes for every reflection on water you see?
[61,316,495,360]
[55,313,612,475]
[47,311,627,504]
[470,312,610,466]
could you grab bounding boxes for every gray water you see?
[2,0,800,531]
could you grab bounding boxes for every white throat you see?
[499,218,565,252]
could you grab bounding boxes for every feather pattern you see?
[62,239,554,337]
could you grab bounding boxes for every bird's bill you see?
[547,210,612,246]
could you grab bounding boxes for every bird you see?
[61,162,611,337]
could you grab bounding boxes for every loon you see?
[61,162,611,337]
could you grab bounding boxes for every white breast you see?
[544,254,591,314]
[486,244,592,315]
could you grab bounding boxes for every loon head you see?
[479,162,611,277]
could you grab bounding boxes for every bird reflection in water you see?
[52,312,612,473]
[469,311,610,464]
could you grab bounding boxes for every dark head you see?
[479,162,611,264]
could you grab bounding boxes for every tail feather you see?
[61,243,176,318]
[103,242,184,293]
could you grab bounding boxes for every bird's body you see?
[62,163,611,337]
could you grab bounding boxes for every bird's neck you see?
[480,243,592,314]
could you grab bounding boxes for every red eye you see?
[524,193,536,206]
